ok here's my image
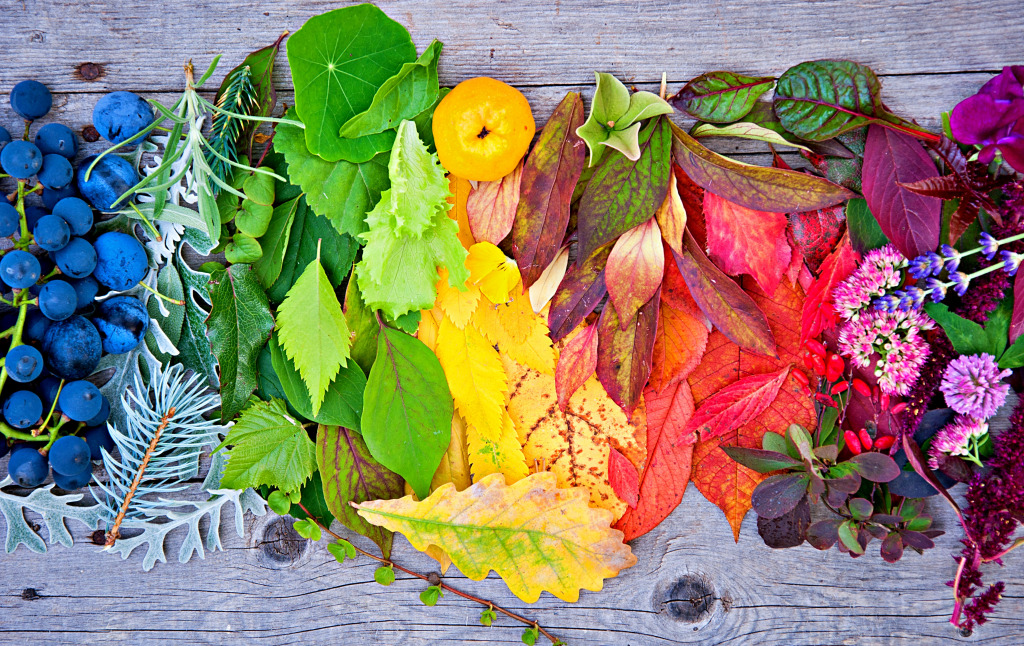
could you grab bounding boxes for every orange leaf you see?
[687,277,815,540]
[684,366,789,443]
[704,191,792,296]
[555,322,598,409]
[801,233,859,345]
[608,448,639,509]
[649,255,709,393]
[446,175,475,250]
[605,218,665,329]
[615,380,695,542]
[467,160,523,245]
[655,169,687,257]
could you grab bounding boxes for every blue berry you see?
[58,380,103,422]
[48,435,91,476]
[39,279,78,321]
[0,126,10,148]
[34,123,78,158]
[70,276,99,309]
[10,80,52,120]
[77,154,139,212]
[92,91,154,145]
[37,154,73,190]
[23,309,53,343]
[94,232,147,290]
[85,395,109,427]
[24,205,48,230]
[52,465,92,490]
[42,183,77,210]
[0,250,41,288]
[33,214,71,252]
[54,237,97,278]
[94,295,149,354]
[39,376,62,414]
[42,315,102,380]
[3,390,42,429]
[0,203,19,237]
[5,344,44,382]
[6,446,48,487]
[84,424,114,460]
[0,140,43,179]
[52,197,93,236]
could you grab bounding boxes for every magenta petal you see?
[980,66,1024,100]
[950,94,1003,144]
[997,137,1024,174]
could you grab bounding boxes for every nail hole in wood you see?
[256,516,307,568]
[74,62,105,81]
[21,588,40,601]
[662,574,717,623]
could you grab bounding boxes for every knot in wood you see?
[74,62,105,81]
[21,588,40,601]
[255,516,307,568]
[662,574,717,623]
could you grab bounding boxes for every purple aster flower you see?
[1000,250,1023,276]
[928,416,988,470]
[941,244,961,272]
[925,277,948,302]
[949,66,1024,174]
[979,232,1000,260]
[939,353,1012,420]
[950,271,971,296]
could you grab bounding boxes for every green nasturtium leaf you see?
[316,424,404,558]
[340,39,443,139]
[669,71,775,123]
[576,116,671,262]
[269,334,365,430]
[576,72,673,167]
[207,264,275,421]
[274,110,391,238]
[217,398,317,493]
[224,232,263,264]
[287,4,416,161]
[361,326,453,499]
[276,251,352,416]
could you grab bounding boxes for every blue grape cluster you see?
[1,81,157,490]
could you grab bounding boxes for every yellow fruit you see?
[432,77,535,181]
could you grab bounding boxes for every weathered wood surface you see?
[2,1,1024,644]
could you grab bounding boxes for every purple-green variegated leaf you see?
[670,71,775,123]
[848,451,901,483]
[806,519,842,550]
[722,447,804,474]
[750,473,810,520]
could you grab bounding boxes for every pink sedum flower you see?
[837,307,934,396]
[928,416,989,470]
[940,353,1012,420]
[833,244,906,320]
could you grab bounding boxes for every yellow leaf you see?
[435,315,507,435]
[433,412,472,493]
[416,305,443,351]
[436,266,480,329]
[655,171,686,257]
[528,246,569,313]
[474,291,556,375]
[504,344,647,520]
[355,472,637,602]
[466,242,521,304]
[467,410,529,483]
[446,175,475,250]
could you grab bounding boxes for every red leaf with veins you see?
[606,218,665,329]
[788,204,846,273]
[608,447,640,509]
[683,367,790,444]
[800,233,860,345]
[596,288,661,414]
[704,191,792,296]
[554,322,598,409]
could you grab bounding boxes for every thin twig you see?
[105,406,177,546]
[296,502,561,644]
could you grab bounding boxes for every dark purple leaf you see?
[870,514,904,525]
[861,124,941,259]
[547,244,611,342]
[1011,269,1024,344]
[848,497,873,521]
[880,532,904,563]
[827,470,862,494]
[848,451,901,482]
[900,529,935,551]
[900,434,966,526]
[825,485,850,508]
[898,174,962,200]
[757,494,810,549]
[865,524,889,540]
[937,454,977,483]
[722,447,804,473]
[750,473,810,519]
[806,519,841,550]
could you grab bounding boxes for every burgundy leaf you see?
[750,473,809,519]
[1011,270,1024,344]
[757,494,810,549]
[547,244,611,342]
[788,204,846,273]
[848,451,901,482]
[596,288,661,414]
[806,519,842,550]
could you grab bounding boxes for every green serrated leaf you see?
[218,398,317,492]
[924,302,992,356]
[269,335,365,429]
[274,110,391,238]
[276,253,352,416]
[371,118,452,237]
[287,4,416,161]
[340,40,442,139]
[207,264,274,420]
[361,327,452,499]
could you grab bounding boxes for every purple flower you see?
[950,66,1024,174]
[928,416,988,470]
[941,244,961,272]
[1000,250,1023,276]
[924,277,948,303]
[833,244,905,320]
[907,253,941,279]
[939,353,1012,420]
[872,293,900,312]
[979,232,999,260]
[950,271,971,296]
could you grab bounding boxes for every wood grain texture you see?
[2,0,1024,643]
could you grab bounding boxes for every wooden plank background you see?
[1,1,1023,644]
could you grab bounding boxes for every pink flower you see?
[928,416,989,469]
[837,307,934,396]
[833,244,906,320]
[940,353,1012,420]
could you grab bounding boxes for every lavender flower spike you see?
[979,232,1000,260]
[939,353,1012,420]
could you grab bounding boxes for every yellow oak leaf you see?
[503,346,647,520]
[446,175,475,251]
[435,315,507,436]
[466,242,521,304]
[436,266,480,329]
[467,410,529,483]
[355,472,637,602]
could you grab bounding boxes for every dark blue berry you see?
[58,380,103,422]
[70,276,99,310]
[10,80,52,120]
[37,154,74,190]
[0,140,43,179]
[76,154,139,212]
[5,344,44,382]
[52,197,93,236]
[94,232,147,291]
[39,279,78,321]
[34,123,78,158]
[3,390,42,429]
[33,214,71,252]
[92,91,154,145]
[54,237,97,279]
[7,446,48,487]
[48,435,91,476]
[42,315,102,380]
[0,203,19,237]
[52,465,92,490]
[84,424,114,460]
[94,295,149,354]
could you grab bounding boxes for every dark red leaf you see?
[757,494,810,549]
[848,451,901,482]
[596,287,661,414]
[750,473,809,519]
[547,245,611,342]
[1012,270,1024,344]
[806,519,842,550]
[800,234,859,345]
[788,205,846,273]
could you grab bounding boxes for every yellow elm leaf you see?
[504,349,647,520]
[436,266,480,329]
[355,472,637,602]
[466,242,521,304]
[435,315,507,435]
[467,411,529,484]
[447,175,475,251]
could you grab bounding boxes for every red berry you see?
[890,402,907,415]
[844,430,863,455]
[803,352,817,371]
[880,393,891,410]
[793,370,810,387]
[814,393,838,408]
[805,339,827,358]
[830,381,849,395]
[874,435,896,450]
[811,354,827,377]
[826,353,845,382]
[872,385,881,401]
[858,428,874,451]
[852,378,872,398]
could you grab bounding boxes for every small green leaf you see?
[576,72,672,167]
[848,497,874,521]
[236,199,274,237]
[906,516,932,532]
[670,71,775,123]
[522,625,540,645]
[217,398,317,492]
[267,489,290,515]
[276,250,352,416]
[846,198,889,254]
[999,334,1024,369]
[479,608,497,627]
[292,518,321,541]
[287,490,302,504]
[761,431,789,455]
[786,424,815,461]
[253,196,301,289]
[837,520,864,554]
[419,585,443,607]
[243,172,275,205]
[374,565,396,586]
[328,538,358,563]
[722,447,803,473]
[361,327,453,499]
[224,232,263,264]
